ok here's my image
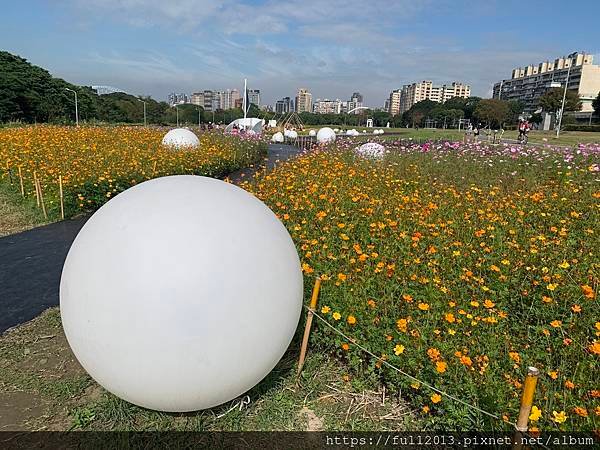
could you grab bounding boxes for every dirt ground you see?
[0,308,417,432]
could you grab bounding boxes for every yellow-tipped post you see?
[58,175,64,220]
[18,167,24,197]
[512,366,540,450]
[296,277,322,377]
[516,366,539,431]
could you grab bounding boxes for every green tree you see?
[539,88,582,114]
[592,91,600,116]
[507,100,525,124]
[529,112,543,126]
[473,99,510,128]
[406,99,437,127]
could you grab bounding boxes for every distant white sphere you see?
[362,130,367,133]
[317,127,336,143]
[309,129,317,136]
[162,128,200,149]
[60,176,303,412]
[357,142,386,159]
[283,129,293,138]
[288,130,298,139]
[379,129,385,134]
[333,128,339,132]
[271,132,284,143]
[346,129,354,136]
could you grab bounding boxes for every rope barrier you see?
[304,305,517,428]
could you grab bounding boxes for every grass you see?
[0,308,419,431]
[0,181,47,237]
[297,126,600,147]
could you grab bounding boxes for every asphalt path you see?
[0,144,301,334]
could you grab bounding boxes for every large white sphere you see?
[346,129,354,136]
[288,130,298,139]
[161,128,200,149]
[308,129,317,136]
[316,127,336,143]
[60,176,303,412]
[271,132,284,143]
[357,142,386,159]
[283,129,293,138]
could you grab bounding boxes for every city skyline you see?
[1,1,599,106]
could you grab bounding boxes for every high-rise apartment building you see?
[396,81,470,114]
[493,51,600,113]
[168,93,189,106]
[191,92,204,106]
[218,89,240,111]
[275,97,293,114]
[346,92,364,113]
[313,99,342,114]
[295,88,312,113]
[246,89,260,107]
[388,89,402,115]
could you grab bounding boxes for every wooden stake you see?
[37,176,48,219]
[152,160,157,177]
[18,167,24,196]
[296,277,322,377]
[512,366,540,449]
[33,171,40,207]
[58,175,64,220]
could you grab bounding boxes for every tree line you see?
[0,51,266,126]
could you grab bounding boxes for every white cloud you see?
[53,0,559,106]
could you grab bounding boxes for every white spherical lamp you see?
[309,129,316,137]
[60,176,303,412]
[316,127,336,143]
[271,132,284,143]
[288,130,298,139]
[357,142,386,159]
[162,128,200,149]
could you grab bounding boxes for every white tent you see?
[225,118,264,134]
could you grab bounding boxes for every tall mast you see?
[243,78,247,120]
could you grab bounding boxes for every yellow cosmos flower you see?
[529,405,542,421]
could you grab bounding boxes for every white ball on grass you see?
[309,130,316,137]
[162,128,200,149]
[271,132,284,143]
[316,127,336,143]
[60,176,303,412]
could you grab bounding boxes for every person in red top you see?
[518,119,531,143]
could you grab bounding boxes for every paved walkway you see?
[0,144,300,334]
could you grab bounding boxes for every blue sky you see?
[2,0,599,107]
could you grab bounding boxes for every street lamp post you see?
[138,98,147,126]
[198,107,201,128]
[175,105,179,127]
[65,88,79,126]
[556,59,573,138]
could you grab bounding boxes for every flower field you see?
[0,126,267,219]
[245,140,599,430]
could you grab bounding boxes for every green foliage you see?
[473,99,510,128]
[592,91,600,115]
[563,124,600,132]
[539,88,582,113]
[529,112,543,125]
